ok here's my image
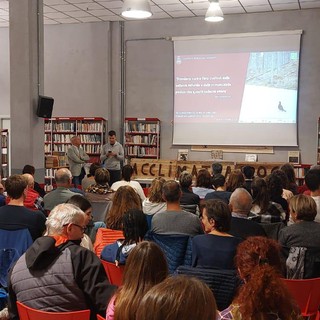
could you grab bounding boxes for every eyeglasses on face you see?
[63,223,86,233]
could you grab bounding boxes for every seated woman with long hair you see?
[219,236,302,320]
[106,241,168,320]
[249,177,286,223]
[106,185,142,230]
[192,169,214,199]
[101,209,148,264]
[192,199,242,269]
[226,170,245,193]
[136,275,217,320]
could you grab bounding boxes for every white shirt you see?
[111,180,146,202]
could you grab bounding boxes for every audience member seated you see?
[271,169,294,201]
[106,185,142,230]
[85,168,115,201]
[249,177,286,223]
[151,180,203,236]
[136,275,217,320]
[43,168,78,212]
[205,173,231,204]
[226,169,245,193]
[280,163,298,195]
[242,166,255,194]
[0,182,6,207]
[22,164,45,198]
[212,162,223,178]
[81,162,101,191]
[0,175,46,241]
[6,173,45,213]
[218,237,301,320]
[192,199,242,269]
[111,165,146,202]
[66,194,96,251]
[192,169,214,199]
[101,209,148,264]
[304,167,320,222]
[266,173,289,216]
[106,241,168,320]
[8,203,115,320]
[229,188,266,239]
[179,171,200,212]
[142,177,167,228]
[279,195,320,248]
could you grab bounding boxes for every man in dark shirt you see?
[179,171,200,206]
[205,174,231,204]
[229,188,266,239]
[0,174,46,240]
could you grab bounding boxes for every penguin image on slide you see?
[278,101,286,112]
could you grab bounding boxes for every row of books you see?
[45,144,102,154]
[45,122,77,132]
[1,135,7,148]
[126,146,158,157]
[125,122,159,133]
[1,154,8,164]
[125,134,158,145]
[45,134,103,144]
[76,122,104,132]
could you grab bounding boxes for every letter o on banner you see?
[257,166,267,178]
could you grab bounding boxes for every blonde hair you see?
[289,194,317,221]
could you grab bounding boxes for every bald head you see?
[22,173,34,188]
[229,188,252,216]
[55,168,72,186]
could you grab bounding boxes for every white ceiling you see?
[0,0,320,27]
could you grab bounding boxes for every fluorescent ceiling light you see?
[205,0,224,22]
[121,0,152,19]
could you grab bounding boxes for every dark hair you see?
[136,275,217,320]
[226,170,245,192]
[5,175,28,199]
[280,163,296,184]
[212,173,225,188]
[196,169,212,188]
[148,177,166,203]
[179,171,193,189]
[212,162,222,175]
[162,180,181,202]
[271,169,289,189]
[234,237,299,320]
[114,241,168,320]
[88,162,101,177]
[251,177,270,214]
[266,173,283,200]
[305,168,320,192]
[204,199,231,232]
[108,130,116,136]
[67,194,92,212]
[22,164,35,175]
[289,194,317,221]
[122,165,133,182]
[122,209,148,245]
[95,168,110,185]
[242,166,255,179]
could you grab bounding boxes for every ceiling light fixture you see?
[121,0,153,19]
[205,0,224,22]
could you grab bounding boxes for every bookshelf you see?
[124,118,160,159]
[0,129,9,180]
[44,117,107,186]
[293,164,311,186]
[318,117,320,165]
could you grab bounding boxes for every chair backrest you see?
[101,260,124,286]
[260,222,286,240]
[96,314,105,320]
[176,265,240,311]
[180,204,200,216]
[94,228,124,257]
[282,277,320,317]
[16,301,90,320]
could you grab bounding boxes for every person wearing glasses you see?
[8,203,115,320]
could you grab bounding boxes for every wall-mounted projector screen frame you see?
[172,30,302,147]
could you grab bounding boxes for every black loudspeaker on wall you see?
[36,95,54,118]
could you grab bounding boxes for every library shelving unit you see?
[293,164,311,186]
[318,117,320,165]
[124,118,160,159]
[44,117,107,186]
[0,129,9,180]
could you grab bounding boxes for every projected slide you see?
[174,51,298,124]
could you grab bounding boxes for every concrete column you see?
[9,0,44,181]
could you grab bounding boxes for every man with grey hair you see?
[229,187,266,239]
[8,203,115,320]
[43,168,78,212]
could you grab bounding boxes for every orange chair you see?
[16,301,90,320]
[101,259,124,286]
[93,228,124,258]
[96,314,105,320]
[282,278,320,318]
